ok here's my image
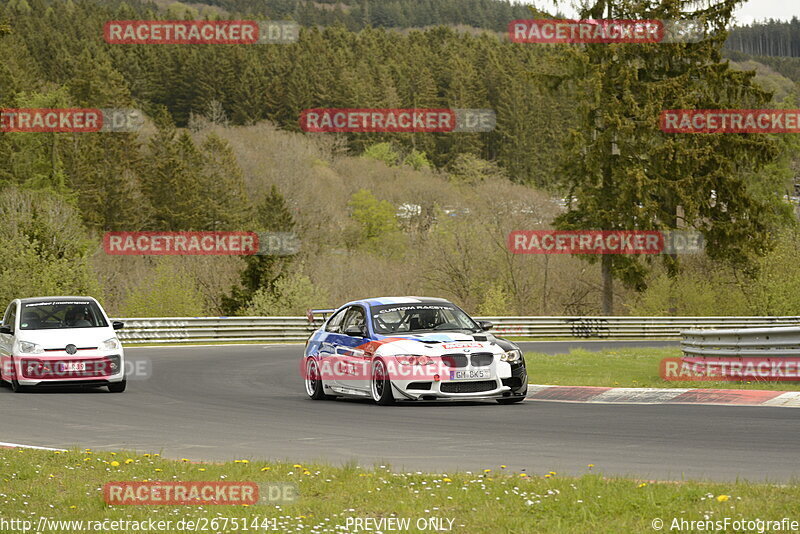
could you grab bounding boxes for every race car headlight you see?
[101,337,121,351]
[500,349,522,363]
[396,355,434,366]
[17,340,44,354]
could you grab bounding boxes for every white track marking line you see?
[0,441,67,451]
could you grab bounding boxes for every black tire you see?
[304,358,334,400]
[496,396,525,405]
[108,379,127,393]
[10,360,25,393]
[370,359,395,406]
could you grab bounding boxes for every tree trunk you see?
[601,254,613,315]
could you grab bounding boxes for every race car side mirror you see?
[0,325,12,334]
[477,320,493,331]
[344,325,366,337]
[112,321,125,330]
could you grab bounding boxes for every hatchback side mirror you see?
[477,320,493,331]
[343,325,366,337]
[112,321,125,330]
[0,325,12,335]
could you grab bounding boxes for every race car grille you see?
[440,380,496,393]
[441,354,468,368]
[470,353,493,367]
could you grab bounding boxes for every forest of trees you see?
[0,0,799,318]
[727,18,800,58]
[184,0,531,32]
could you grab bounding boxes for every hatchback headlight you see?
[17,341,44,354]
[500,349,522,363]
[101,337,121,351]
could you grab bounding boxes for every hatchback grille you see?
[440,380,496,393]
[470,353,493,366]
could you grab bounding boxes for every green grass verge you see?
[1,449,798,533]
[525,348,800,390]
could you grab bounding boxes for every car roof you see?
[18,296,99,305]
[343,296,452,309]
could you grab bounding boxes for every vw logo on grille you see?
[65,344,77,355]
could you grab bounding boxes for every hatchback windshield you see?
[371,304,479,334]
[20,301,108,330]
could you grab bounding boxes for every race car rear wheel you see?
[305,358,333,400]
[371,359,395,405]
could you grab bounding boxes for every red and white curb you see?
[526,384,800,408]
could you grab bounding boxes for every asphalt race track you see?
[1,341,798,482]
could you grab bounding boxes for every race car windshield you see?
[20,301,108,330]
[371,304,480,334]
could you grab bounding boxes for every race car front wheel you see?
[371,359,395,406]
[305,358,333,400]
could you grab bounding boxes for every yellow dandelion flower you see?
[110,452,117,456]
[155,468,162,472]
[588,464,595,468]
[443,478,452,482]
[110,461,120,467]
[69,506,77,509]
[500,465,507,469]
[181,458,190,463]
[716,495,729,502]
[519,474,528,478]
[198,468,206,472]
[549,471,557,476]
[261,467,271,472]
[143,454,151,458]
[544,474,551,478]
[125,459,134,464]
[293,464,302,468]
[638,483,647,488]
[483,469,491,473]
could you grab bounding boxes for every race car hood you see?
[372,332,503,355]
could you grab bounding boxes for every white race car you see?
[0,296,126,393]
[303,297,527,405]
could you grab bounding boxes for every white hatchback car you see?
[0,297,126,393]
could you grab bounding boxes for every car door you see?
[0,301,17,382]
[315,306,347,373]
[333,305,370,391]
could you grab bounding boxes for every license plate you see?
[59,362,86,372]
[449,369,491,380]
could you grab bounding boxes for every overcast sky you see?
[518,1,799,25]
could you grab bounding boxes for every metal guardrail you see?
[681,326,800,358]
[111,316,800,344]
